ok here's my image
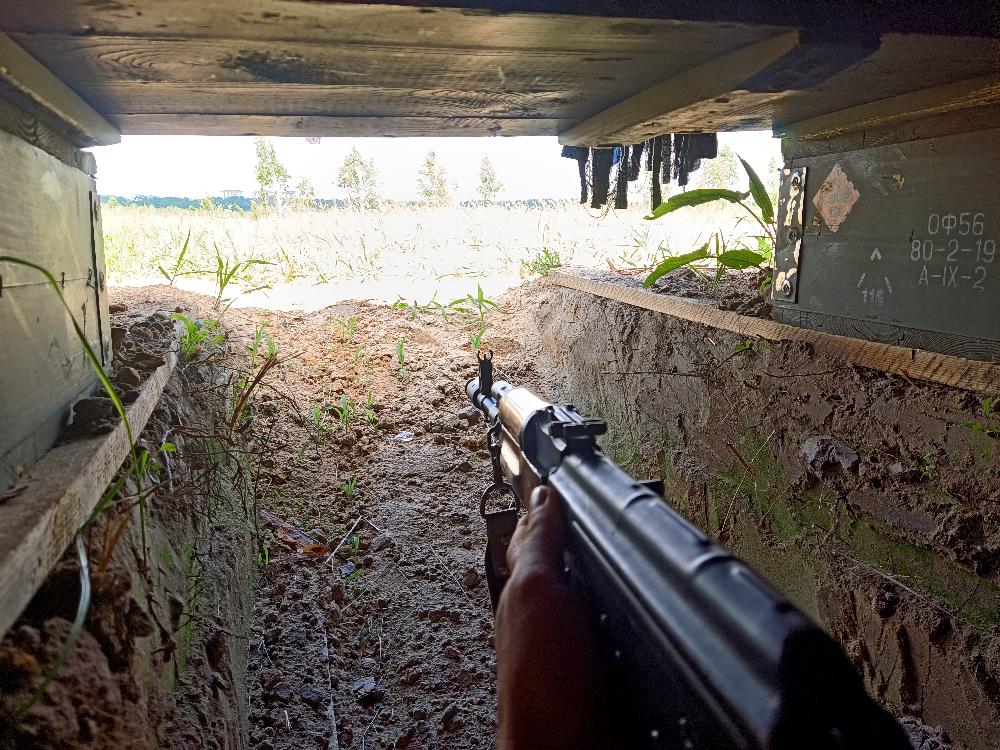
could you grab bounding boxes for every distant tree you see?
[254,137,290,212]
[294,177,316,208]
[337,147,381,210]
[477,156,503,202]
[694,144,740,190]
[416,151,452,206]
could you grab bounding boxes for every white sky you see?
[89,131,780,200]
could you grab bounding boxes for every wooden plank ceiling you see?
[0,1,998,146]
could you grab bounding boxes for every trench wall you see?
[508,281,1000,749]
[0,312,254,749]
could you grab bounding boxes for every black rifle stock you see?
[467,352,909,750]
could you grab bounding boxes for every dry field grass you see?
[103,201,756,309]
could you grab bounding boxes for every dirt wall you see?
[0,302,254,749]
[495,275,1000,749]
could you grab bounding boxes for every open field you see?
[102,201,758,310]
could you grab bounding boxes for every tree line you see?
[99,194,566,211]
[259,139,504,211]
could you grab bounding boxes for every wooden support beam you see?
[0,32,119,147]
[0,351,176,639]
[558,31,800,146]
[549,270,1000,393]
[777,73,1000,141]
[114,113,561,137]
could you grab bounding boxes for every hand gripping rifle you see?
[467,352,909,750]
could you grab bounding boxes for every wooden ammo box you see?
[772,121,1000,363]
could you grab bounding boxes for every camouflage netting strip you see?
[560,133,720,212]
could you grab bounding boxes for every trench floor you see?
[226,299,529,750]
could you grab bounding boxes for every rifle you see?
[466,352,909,750]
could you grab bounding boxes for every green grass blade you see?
[738,155,774,224]
[645,189,749,220]
[16,535,91,720]
[0,257,132,446]
[717,248,767,270]
[642,244,709,287]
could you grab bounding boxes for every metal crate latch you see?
[773,166,806,304]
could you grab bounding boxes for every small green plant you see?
[157,230,192,285]
[235,321,277,396]
[341,475,360,503]
[392,298,421,319]
[961,396,999,437]
[170,313,225,361]
[643,154,775,288]
[364,393,378,427]
[465,284,497,324]
[335,395,355,429]
[208,244,271,311]
[470,326,486,352]
[917,453,936,480]
[334,316,358,343]
[734,339,755,356]
[311,404,328,435]
[526,247,562,276]
[395,339,408,380]
[392,292,467,322]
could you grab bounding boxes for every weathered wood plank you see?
[0,98,96,175]
[0,127,105,490]
[777,74,1000,141]
[112,114,563,137]
[78,82,596,120]
[88,189,112,368]
[683,34,1000,133]
[10,33,721,94]
[0,2,786,52]
[561,33,1000,143]
[0,129,95,286]
[0,32,119,147]
[559,31,800,145]
[549,270,1000,393]
[781,105,1000,161]
[0,281,101,492]
[0,351,177,640]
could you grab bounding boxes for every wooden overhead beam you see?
[558,31,800,146]
[114,114,561,137]
[776,73,1000,141]
[0,32,119,147]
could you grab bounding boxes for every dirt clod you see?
[351,677,385,707]
[800,435,860,482]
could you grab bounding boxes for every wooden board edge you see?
[0,351,177,639]
[777,73,1000,142]
[0,32,119,146]
[115,113,562,137]
[557,30,799,146]
[548,270,1000,393]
